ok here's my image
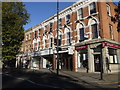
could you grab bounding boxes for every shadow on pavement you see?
[2,68,90,89]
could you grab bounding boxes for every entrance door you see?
[94,54,101,72]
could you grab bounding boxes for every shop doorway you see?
[94,54,101,72]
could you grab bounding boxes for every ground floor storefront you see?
[74,39,120,73]
[16,39,120,73]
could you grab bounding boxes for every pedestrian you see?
[106,57,111,73]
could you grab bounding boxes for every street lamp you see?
[56,0,59,75]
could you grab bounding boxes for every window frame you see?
[89,2,96,15]
[109,24,114,40]
[78,8,83,20]
[108,48,118,64]
[91,23,98,39]
[66,14,70,24]
[106,4,111,16]
[79,28,85,41]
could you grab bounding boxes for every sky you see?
[23,2,74,30]
[23,1,119,31]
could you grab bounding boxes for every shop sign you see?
[75,45,88,50]
[102,42,120,49]
[31,52,41,56]
[41,49,53,55]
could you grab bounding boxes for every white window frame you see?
[65,27,71,45]
[89,2,96,15]
[66,14,70,24]
[109,24,114,40]
[78,8,83,20]
[106,4,111,16]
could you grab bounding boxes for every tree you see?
[111,1,120,42]
[2,2,29,67]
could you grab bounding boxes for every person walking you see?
[106,57,111,73]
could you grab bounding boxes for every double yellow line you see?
[97,81,120,85]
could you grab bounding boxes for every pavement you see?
[2,68,120,89]
[58,70,119,88]
[25,68,119,88]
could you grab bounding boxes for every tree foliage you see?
[2,2,29,67]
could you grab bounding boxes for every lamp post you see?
[56,0,59,75]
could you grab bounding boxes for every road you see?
[2,73,54,88]
[2,69,89,89]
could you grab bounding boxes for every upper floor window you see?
[49,33,54,48]
[88,18,99,39]
[109,24,113,40]
[44,26,47,34]
[50,23,53,32]
[106,4,111,16]
[65,28,71,45]
[79,28,84,41]
[26,34,28,40]
[66,14,70,24]
[30,33,32,39]
[76,23,85,42]
[38,29,41,37]
[58,18,62,28]
[91,24,98,39]
[90,2,96,15]
[58,30,63,46]
[67,32,71,45]
[78,8,83,19]
[34,31,37,38]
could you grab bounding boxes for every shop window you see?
[108,48,118,64]
[78,8,83,19]
[78,49,88,68]
[90,2,96,15]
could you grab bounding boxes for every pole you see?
[100,45,103,80]
[56,0,59,75]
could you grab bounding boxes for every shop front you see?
[31,52,41,70]
[75,39,120,73]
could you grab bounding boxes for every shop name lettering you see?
[102,42,120,49]
[75,46,88,50]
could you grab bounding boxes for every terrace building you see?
[16,0,120,73]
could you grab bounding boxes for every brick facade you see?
[16,0,120,73]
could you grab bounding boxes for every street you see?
[2,68,119,89]
[2,69,88,89]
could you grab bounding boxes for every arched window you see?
[89,19,99,39]
[65,27,71,45]
[76,23,85,42]
[48,33,54,48]
[54,30,63,46]
[43,35,47,49]
[58,30,63,46]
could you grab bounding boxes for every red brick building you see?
[16,0,120,73]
